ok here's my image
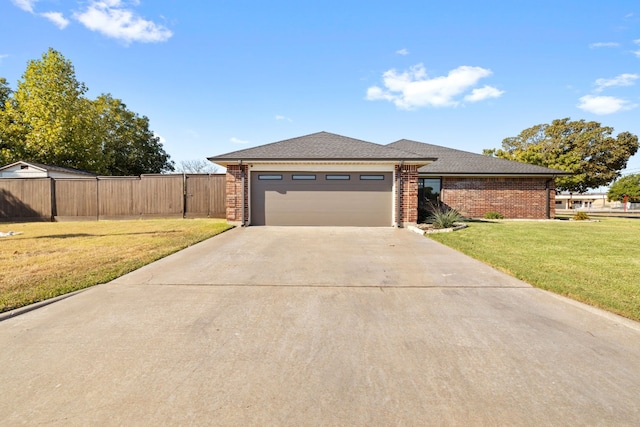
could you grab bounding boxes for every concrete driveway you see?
[1,226,639,426]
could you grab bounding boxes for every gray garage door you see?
[251,172,393,226]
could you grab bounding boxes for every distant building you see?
[552,192,640,210]
[0,161,96,179]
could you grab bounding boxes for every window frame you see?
[257,174,283,180]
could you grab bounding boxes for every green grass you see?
[0,219,233,313]
[428,218,640,322]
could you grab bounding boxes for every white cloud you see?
[589,42,619,48]
[0,54,8,64]
[74,0,172,44]
[396,48,409,56]
[230,137,249,144]
[186,129,200,139]
[634,39,640,58]
[154,132,166,143]
[464,85,504,102]
[41,11,70,29]
[577,95,637,115]
[366,63,500,109]
[594,73,640,92]
[11,0,37,13]
[275,115,292,122]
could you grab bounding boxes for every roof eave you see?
[208,157,437,167]
[0,161,48,173]
[418,172,572,177]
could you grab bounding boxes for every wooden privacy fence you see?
[0,174,226,222]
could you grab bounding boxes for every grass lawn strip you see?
[428,218,640,322]
[0,219,233,313]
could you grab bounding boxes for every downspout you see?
[397,161,404,227]
[239,160,246,226]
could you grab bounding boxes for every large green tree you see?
[608,174,640,202]
[1,48,104,171]
[484,118,639,193]
[0,77,11,108]
[0,78,13,164]
[93,94,173,175]
[0,48,174,174]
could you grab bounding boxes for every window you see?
[292,174,316,180]
[418,177,442,208]
[326,174,350,180]
[258,174,282,180]
[360,174,384,180]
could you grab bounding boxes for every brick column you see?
[396,164,419,225]
[225,164,248,224]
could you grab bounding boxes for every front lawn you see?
[0,219,233,313]
[428,218,640,322]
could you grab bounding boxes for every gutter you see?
[239,160,246,226]
[397,161,404,227]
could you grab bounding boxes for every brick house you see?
[209,132,566,226]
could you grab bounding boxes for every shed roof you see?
[387,139,569,176]
[0,161,97,176]
[208,131,436,166]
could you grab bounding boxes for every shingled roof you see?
[209,131,569,176]
[0,161,96,177]
[388,139,568,176]
[208,131,436,166]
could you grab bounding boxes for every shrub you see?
[484,211,504,219]
[572,211,590,221]
[428,206,463,229]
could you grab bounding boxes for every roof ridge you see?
[209,131,436,162]
[388,139,568,175]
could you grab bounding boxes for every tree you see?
[175,159,219,174]
[0,48,174,174]
[0,78,13,164]
[93,94,174,175]
[1,48,104,172]
[484,118,639,193]
[608,174,640,202]
[0,77,11,108]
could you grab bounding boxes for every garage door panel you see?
[252,172,392,226]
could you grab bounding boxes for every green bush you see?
[484,211,504,219]
[428,207,463,229]
[572,211,590,221]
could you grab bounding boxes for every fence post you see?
[96,177,100,221]
[50,178,56,222]
[182,173,187,219]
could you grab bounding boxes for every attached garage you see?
[208,132,436,227]
[251,172,393,226]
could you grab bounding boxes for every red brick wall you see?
[396,165,419,225]
[441,177,555,219]
[225,164,248,223]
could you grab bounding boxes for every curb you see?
[407,223,468,235]
[0,289,87,322]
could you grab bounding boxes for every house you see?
[0,161,96,179]
[388,139,566,220]
[554,193,610,210]
[208,132,567,226]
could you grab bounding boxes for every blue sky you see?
[2,0,640,179]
